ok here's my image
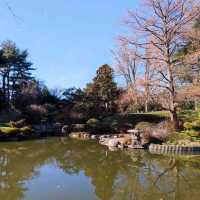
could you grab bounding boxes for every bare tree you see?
[112,40,142,112]
[120,0,200,127]
[144,60,150,112]
[112,41,138,88]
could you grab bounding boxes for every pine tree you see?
[0,40,34,108]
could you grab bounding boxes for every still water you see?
[0,138,200,200]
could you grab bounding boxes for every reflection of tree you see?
[152,157,200,200]
[112,151,200,200]
[0,146,40,200]
[141,156,198,200]
[1,139,200,200]
[0,153,26,200]
[56,139,134,200]
[0,139,66,200]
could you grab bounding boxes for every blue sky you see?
[0,0,138,89]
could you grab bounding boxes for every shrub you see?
[105,119,118,131]
[183,130,199,137]
[183,122,193,130]
[178,110,199,122]
[86,118,115,133]
[139,121,175,145]
[165,133,177,145]
[86,118,100,128]
[165,131,189,145]
[192,120,200,129]
[183,120,200,130]
[25,104,48,123]
[165,130,200,145]
[86,118,102,133]
[155,120,175,133]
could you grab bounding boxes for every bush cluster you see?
[184,120,200,130]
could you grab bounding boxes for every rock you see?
[127,129,140,134]
[118,143,125,149]
[131,134,140,145]
[91,135,98,140]
[140,136,150,146]
[118,138,132,146]
[100,135,132,149]
[107,139,119,147]
[99,138,109,145]
[99,135,110,144]
[118,134,125,138]
[69,132,81,139]
[99,135,110,140]
[83,133,90,139]
[69,132,90,140]
[62,125,70,135]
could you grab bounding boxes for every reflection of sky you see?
[139,168,150,189]
[23,163,98,200]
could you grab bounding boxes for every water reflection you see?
[0,138,200,200]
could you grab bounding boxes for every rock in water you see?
[108,139,119,147]
[62,125,70,135]
[91,135,98,139]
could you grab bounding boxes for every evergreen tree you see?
[87,64,119,114]
[0,40,34,108]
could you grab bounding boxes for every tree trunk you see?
[169,107,179,129]
[6,73,10,110]
[144,85,149,113]
[170,110,177,122]
[2,75,6,105]
[194,99,199,111]
[167,59,178,129]
[145,100,149,113]
[144,61,150,113]
[105,102,108,113]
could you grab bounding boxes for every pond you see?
[0,138,200,200]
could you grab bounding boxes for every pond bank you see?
[67,130,200,155]
[1,119,200,155]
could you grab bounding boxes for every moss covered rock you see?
[0,126,32,138]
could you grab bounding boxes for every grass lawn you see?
[101,111,169,129]
[178,109,199,122]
